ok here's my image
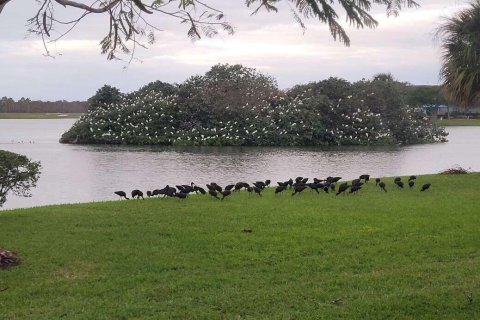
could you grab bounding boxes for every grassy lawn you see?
[0,113,83,119]
[0,174,479,319]
[435,118,480,126]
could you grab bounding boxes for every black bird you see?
[195,186,206,194]
[395,180,404,188]
[131,189,144,199]
[181,185,194,193]
[352,181,364,187]
[408,180,415,189]
[234,182,245,192]
[225,184,235,191]
[277,181,288,187]
[275,185,286,194]
[206,184,215,192]
[323,186,330,194]
[114,191,129,200]
[307,183,321,194]
[301,177,309,184]
[292,185,307,196]
[146,190,152,197]
[332,177,342,183]
[253,181,266,190]
[253,186,263,196]
[359,174,370,181]
[175,192,188,199]
[221,190,232,200]
[352,179,361,186]
[336,183,350,196]
[350,185,362,194]
[246,186,253,193]
[265,179,271,186]
[287,178,294,188]
[295,177,303,183]
[159,185,175,197]
[168,186,177,196]
[420,183,431,192]
[379,182,387,192]
[211,183,222,192]
[152,189,162,196]
[394,177,402,183]
[409,175,417,181]
[375,178,381,186]
[208,190,220,199]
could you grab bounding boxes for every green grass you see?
[0,113,83,119]
[434,118,480,126]
[1,174,479,319]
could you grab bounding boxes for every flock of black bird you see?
[114,175,431,200]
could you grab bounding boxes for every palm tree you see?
[437,1,480,110]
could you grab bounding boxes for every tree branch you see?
[54,0,121,13]
[0,0,12,14]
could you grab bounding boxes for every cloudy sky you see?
[0,0,469,101]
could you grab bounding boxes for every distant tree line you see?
[0,97,87,113]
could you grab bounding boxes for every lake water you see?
[1,119,479,210]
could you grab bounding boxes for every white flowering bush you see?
[61,65,447,146]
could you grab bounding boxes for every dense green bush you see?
[0,150,41,207]
[60,64,447,146]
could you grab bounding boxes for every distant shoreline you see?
[434,118,480,126]
[0,113,83,119]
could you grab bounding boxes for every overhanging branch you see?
[54,0,121,13]
[0,0,12,14]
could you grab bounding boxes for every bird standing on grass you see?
[275,185,286,194]
[336,183,350,196]
[114,191,129,200]
[359,174,370,181]
[350,185,362,194]
[209,190,220,199]
[194,186,206,194]
[131,189,144,199]
[221,190,232,200]
[253,186,263,196]
[379,182,387,192]
[175,192,188,199]
[292,184,307,196]
[421,183,431,192]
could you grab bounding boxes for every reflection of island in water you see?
[1,119,479,210]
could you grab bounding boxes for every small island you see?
[60,64,447,146]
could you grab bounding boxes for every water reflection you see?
[1,119,479,209]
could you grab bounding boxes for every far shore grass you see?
[0,173,479,319]
[0,113,83,119]
[435,118,480,126]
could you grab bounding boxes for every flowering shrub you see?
[60,65,447,146]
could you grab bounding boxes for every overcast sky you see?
[0,0,469,101]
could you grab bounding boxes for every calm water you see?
[1,119,479,210]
